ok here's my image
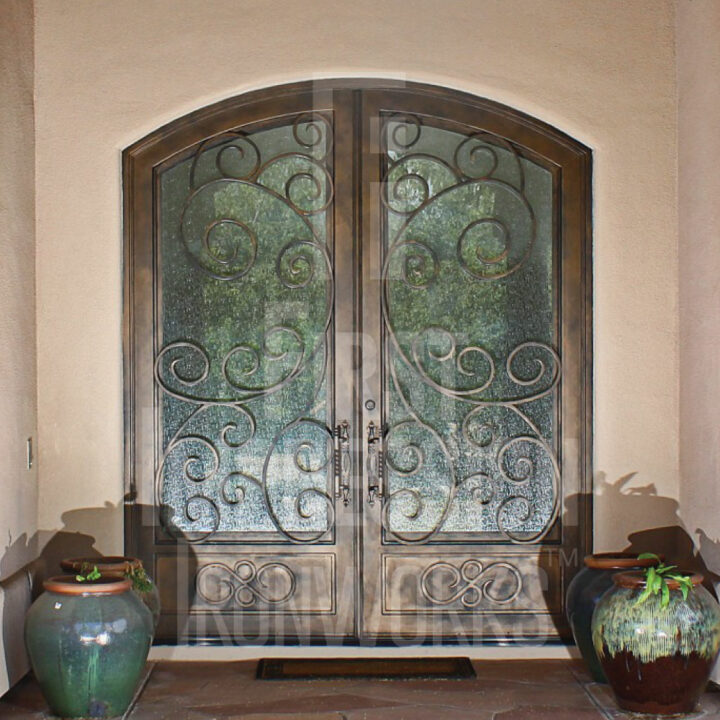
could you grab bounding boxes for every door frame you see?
[123,79,592,645]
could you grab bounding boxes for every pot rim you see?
[612,570,704,590]
[583,553,663,570]
[60,556,142,573]
[43,574,132,596]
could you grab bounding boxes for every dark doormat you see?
[257,657,476,680]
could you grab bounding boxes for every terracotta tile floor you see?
[2,659,720,719]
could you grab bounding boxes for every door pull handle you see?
[334,420,351,506]
[366,421,383,506]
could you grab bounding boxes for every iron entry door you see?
[124,81,591,644]
[126,89,360,642]
[358,90,590,642]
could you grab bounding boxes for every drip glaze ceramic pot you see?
[62,555,161,629]
[565,553,661,682]
[25,575,153,719]
[592,571,720,715]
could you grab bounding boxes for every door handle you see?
[366,421,383,506]
[334,420,351,506]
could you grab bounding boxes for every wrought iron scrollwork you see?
[421,559,522,607]
[382,114,535,282]
[292,112,334,161]
[411,327,496,397]
[379,113,561,545]
[389,239,440,290]
[196,560,297,607]
[381,419,455,545]
[155,112,337,544]
[261,418,336,544]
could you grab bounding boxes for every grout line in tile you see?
[570,667,614,720]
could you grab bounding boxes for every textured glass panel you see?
[381,116,559,542]
[156,115,335,540]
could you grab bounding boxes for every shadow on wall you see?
[4,480,720,665]
[603,472,720,593]
[1,502,198,685]
[538,472,720,637]
[0,506,103,693]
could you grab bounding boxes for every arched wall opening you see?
[32,2,681,658]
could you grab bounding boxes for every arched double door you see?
[124,81,592,644]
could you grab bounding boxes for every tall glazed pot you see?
[592,571,720,715]
[565,553,660,682]
[25,575,153,719]
[61,555,161,630]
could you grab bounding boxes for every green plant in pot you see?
[591,553,720,715]
[61,555,161,629]
[25,566,153,719]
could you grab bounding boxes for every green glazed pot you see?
[25,575,153,719]
[592,571,720,715]
[61,555,161,630]
[565,553,660,683]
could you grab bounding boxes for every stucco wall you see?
[678,1,720,583]
[0,0,38,693]
[0,0,38,579]
[34,1,679,557]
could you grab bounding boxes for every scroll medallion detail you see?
[195,560,297,608]
[421,559,522,608]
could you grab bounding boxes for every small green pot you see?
[25,575,153,719]
[61,555,161,630]
[592,571,720,715]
